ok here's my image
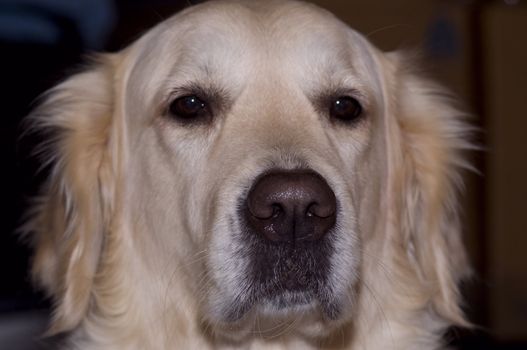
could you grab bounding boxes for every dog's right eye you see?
[168,95,211,123]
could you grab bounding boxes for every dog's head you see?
[28,0,471,346]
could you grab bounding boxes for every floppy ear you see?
[385,53,473,326]
[26,56,118,334]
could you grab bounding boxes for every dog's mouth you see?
[207,237,345,341]
[207,230,341,333]
[215,236,338,319]
[203,169,354,340]
[246,239,339,316]
[215,170,341,324]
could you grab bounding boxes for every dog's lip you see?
[206,294,341,342]
[263,291,343,320]
[218,287,342,324]
[263,290,315,306]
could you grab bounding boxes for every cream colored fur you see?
[27,1,471,349]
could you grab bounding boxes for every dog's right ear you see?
[25,55,120,334]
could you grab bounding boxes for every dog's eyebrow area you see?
[160,40,373,116]
[134,2,383,126]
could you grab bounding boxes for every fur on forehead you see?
[124,0,384,114]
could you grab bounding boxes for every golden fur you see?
[26,1,472,349]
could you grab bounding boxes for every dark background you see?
[0,0,526,349]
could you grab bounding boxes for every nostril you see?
[306,202,334,218]
[271,204,283,218]
[245,170,337,243]
[247,196,283,220]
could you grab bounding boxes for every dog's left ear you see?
[383,52,473,326]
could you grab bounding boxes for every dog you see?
[26,0,472,349]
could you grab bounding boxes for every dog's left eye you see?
[168,95,210,122]
[330,96,362,123]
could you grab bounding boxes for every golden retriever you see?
[26,0,472,349]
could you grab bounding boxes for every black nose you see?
[246,171,337,243]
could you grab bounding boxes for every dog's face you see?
[126,1,384,336]
[29,0,470,347]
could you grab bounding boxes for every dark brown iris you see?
[168,95,209,122]
[330,96,362,122]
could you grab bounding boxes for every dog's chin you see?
[204,290,350,343]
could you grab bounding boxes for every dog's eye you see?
[168,95,210,122]
[330,96,362,122]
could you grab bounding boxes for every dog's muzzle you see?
[239,170,337,305]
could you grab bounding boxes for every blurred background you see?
[0,0,525,349]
